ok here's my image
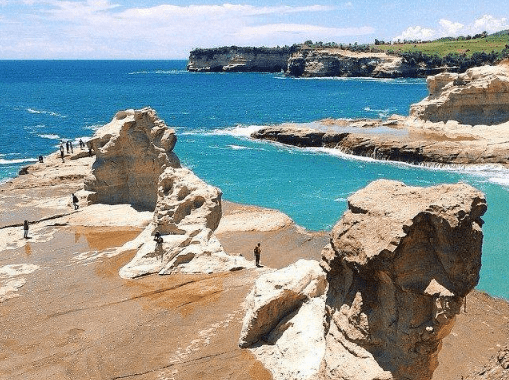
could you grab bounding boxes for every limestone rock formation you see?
[81,107,251,278]
[286,49,423,78]
[410,63,509,125]
[84,108,180,210]
[187,46,292,73]
[240,179,487,380]
[238,259,328,379]
[119,166,253,279]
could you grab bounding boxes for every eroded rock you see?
[84,107,180,210]
[119,167,252,278]
[239,259,328,379]
[410,63,509,125]
[240,179,486,380]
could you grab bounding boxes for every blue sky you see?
[0,0,507,59]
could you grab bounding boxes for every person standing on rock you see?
[254,242,261,267]
[23,220,29,239]
[72,193,79,210]
[154,232,164,262]
[59,144,65,162]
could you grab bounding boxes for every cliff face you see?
[187,46,448,77]
[187,46,292,73]
[239,179,487,380]
[410,63,509,125]
[287,49,443,78]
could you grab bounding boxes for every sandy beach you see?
[0,149,508,380]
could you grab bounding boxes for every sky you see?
[0,0,507,59]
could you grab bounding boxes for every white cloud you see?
[393,14,509,42]
[0,1,367,58]
[393,26,436,42]
[439,19,464,35]
[472,14,508,34]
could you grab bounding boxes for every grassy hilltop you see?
[374,30,509,57]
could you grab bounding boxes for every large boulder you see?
[240,179,487,380]
[239,259,328,379]
[410,63,509,125]
[84,108,180,210]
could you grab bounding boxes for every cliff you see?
[187,46,294,73]
[187,46,451,77]
[287,48,444,78]
[239,179,487,380]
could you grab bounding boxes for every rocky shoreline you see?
[1,107,509,379]
[253,63,509,168]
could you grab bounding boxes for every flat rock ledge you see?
[239,179,486,380]
[252,63,509,168]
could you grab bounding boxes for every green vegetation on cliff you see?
[375,32,509,57]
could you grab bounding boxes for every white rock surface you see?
[120,167,253,278]
[239,259,327,379]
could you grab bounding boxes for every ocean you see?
[1,60,508,298]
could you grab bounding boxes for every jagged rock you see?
[84,107,180,210]
[119,167,253,278]
[410,63,509,125]
[240,179,486,380]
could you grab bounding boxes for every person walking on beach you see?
[65,141,70,154]
[254,242,261,267]
[72,193,79,210]
[79,139,84,149]
[23,220,29,239]
[69,141,73,153]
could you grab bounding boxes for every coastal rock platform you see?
[1,107,509,379]
[252,63,509,168]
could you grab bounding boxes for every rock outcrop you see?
[239,179,487,380]
[83,107,252,278]
[187,46,293,73]
[410,63,509,125]
[84,108,180,210]
[252,62,509,168]
[120,166,253,278]
[287,49,442,78]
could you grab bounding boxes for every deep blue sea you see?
[1,60,508,298]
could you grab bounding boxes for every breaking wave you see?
[0,158,38,165]
[26,108,66,118]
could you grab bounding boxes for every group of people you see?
[58,139,87,162]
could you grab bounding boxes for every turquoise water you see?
[1,60,508,298]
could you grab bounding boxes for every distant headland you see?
[187,31,509,78]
